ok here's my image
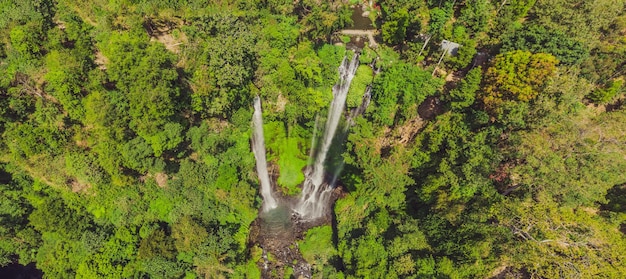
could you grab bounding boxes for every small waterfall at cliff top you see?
[252,96,278,212]
[296,54,360,219]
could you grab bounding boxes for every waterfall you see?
[296,54,360,219]
[252,96,278,212]
[329,85,372,186]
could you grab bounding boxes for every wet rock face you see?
[248,188,344,279]
[249,206,312,279]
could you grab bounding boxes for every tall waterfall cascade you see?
[329,85,372,187]
[253,54,370,219]
[295,54,360,219]
[252,96,278,212]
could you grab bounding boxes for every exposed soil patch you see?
[70,179,92,193]
[94,51,108,70]
[472,52,490,68]
[144,18,186,53]
[155,172,168,188]
[418,96,444,120]
[138,172,168,188]
[376,115,428,154]
[150,33,183,53]
[249,206,311,279]
[376,96,443,149]
[395,116,426,145]
[491,160,524,196]
[11,72,58,103]
[489,266,530,279]
[275,93,287,113]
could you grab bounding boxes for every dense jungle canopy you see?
[0,0,625,278]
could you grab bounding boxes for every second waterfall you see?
[295,54,360,219]
[252,96,278,212]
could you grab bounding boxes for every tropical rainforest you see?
[1,0,625,278]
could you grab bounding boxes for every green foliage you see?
[586,80,624,104]
[488,0,536,41]
[577,12,626,85]
[44,50,85,120]
[1,1,626,278]
[102,32,183,156]
[172,216,208,253]
[298,1,352,41]
[9,23,44,58]
[448,67,482,110]
[506,111,626,207]
[494,199,626,278]
[413,112,496,212]
[458,0,493,34]
[0,0,55,30]
[371,62,443,125]
[0,167,40,265]
[505,0,536,18]
[381,8,409,45]
[481,50,558,116]
[317,44,347,78]
[290,42,323,87]
[204,18,256,90]
[264,121,307,194]
[265,0,295,15]
[446,25,477,70]
[260,15,299,51]
[501,24,589,65]
[428,8,450,36]
[346,65,374,108]
[531,0,623,48]
[4,101,68,159]
[299,225,337,268]
[357,46,377,65]
[138,229,175,260]
[139,256,187,279]
[120,137,165,173]
[187,12,257,117]
[65,149,107,186]
[29,197,92,238]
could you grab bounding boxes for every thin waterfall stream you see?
[252,96,278,212]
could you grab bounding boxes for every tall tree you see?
[382,8,409,45]
[481,50,558,116]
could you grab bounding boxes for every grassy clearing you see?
[276,136,306,195]
[264,121,307,195]
[347,65,374,108]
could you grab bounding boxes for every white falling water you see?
[296,54,360,219]
[330,86,373,186]
[252,96,278,212]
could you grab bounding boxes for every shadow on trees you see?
[602,184,626,214]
